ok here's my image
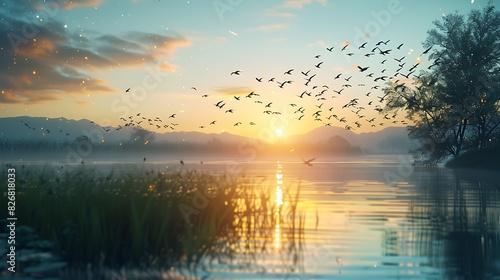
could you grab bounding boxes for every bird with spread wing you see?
[302,157,316,166]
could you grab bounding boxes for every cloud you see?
[265,9,295,18]
[213,86,254,96]
[0,91,24,104]
[0,0,102,16]
[214,36,228,43]
[307,40,326,47]
[158,62,176,72]
[0,3,190,104]
[247,23,288,32]
[76,100,92,106]
[263,0,324,22]
[282,0,327,9]
[59,0,103,10]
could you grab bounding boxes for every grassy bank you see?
[1,165,305,278]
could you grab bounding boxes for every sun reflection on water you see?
[275,161,283,249]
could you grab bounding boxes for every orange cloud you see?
[0,15,191,104]
[61,0,103,10]
[158,62,176,72]
[248,23,288,32]
[282,0,327,9]
[213,86,255,96]
[265,8,295,18]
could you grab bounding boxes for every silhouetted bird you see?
[302,157,316,166]
[421,45,433,55]
[409,63,419,72]
[357,65,369,72]
[394,56,405,63]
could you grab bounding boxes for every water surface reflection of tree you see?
[406,168,500,279]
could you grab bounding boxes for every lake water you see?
[166,156,500,280]
[6,155,500,279]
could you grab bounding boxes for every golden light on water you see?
[275,162,283,249]
[276,185,283,206]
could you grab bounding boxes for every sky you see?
[0,0,493,139]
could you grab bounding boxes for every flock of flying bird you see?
[117,113,179,131]
[116,39,436,133]
[20,120,72,136]
[19,39,438,137]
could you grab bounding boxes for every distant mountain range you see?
[286,125,418,153]
[0,116,417,153]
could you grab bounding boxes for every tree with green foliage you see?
[384,3,500,164]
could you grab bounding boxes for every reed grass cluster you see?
[5,166,235,267]
[1,164,306,278]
